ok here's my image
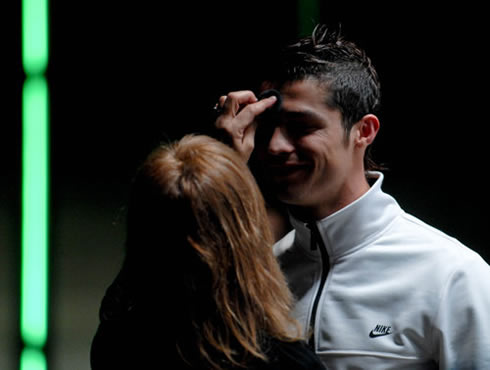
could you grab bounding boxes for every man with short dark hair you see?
[214,25,490,369]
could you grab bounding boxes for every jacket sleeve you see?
[432,252,490,370]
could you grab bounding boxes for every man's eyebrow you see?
[280,109,323,122]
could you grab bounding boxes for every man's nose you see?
[268,126,294,155]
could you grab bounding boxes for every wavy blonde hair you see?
[125,135,300,369]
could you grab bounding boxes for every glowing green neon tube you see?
[21,0,49,368]
[22,0,49,75]
[21,76,50,350]
[20,348,47,370]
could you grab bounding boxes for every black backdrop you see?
[45,0,488,254]
[2,1,489,368]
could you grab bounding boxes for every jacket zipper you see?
[307,222,330,349]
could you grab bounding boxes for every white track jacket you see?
[274,172,490,370]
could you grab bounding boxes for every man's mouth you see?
[267,162,310,180]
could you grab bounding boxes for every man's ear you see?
[354,114,380,147]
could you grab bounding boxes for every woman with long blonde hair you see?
[91,135,324,369]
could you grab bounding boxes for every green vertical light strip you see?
[22,0,49,74]
[21,76,49,348]
[298,0,320,36]
[21,0,49,368]
[20,348,47,370]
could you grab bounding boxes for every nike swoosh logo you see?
[369,324,392,338]
[369,330,392,338]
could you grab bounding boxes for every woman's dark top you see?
[90,274,326,370]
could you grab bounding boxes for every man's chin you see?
[274,183,309,205]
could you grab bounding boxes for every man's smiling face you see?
[255,79,361,215]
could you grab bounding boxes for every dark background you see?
[2,1,488,369]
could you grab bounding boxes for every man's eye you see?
[287,123,316,136]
